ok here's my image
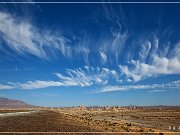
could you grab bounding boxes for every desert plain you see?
[0,106,180,135]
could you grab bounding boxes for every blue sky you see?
[0,1,180,107]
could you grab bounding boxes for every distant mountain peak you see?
[0,97,33,108]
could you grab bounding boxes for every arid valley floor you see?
[0,106,180,135]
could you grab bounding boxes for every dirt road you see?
[0,110,40,117]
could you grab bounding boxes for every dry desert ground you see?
[0,106,180,135]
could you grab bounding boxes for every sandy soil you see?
[55,107,180,133]
[0,108,179,135]
[0,110,99,132]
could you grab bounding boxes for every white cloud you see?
[96,4,129,64]
[99,50,107,64]
[98,84,158,93]
[98,85,127,93]
[0,12,46,58]
[167,80,180,88]
[119,65,141,82]
[139,41,151,61]
[0,84,16,90]
[19,80,63,89]
[99,31,128,64]
[55,72,92,87]
[120,55,180,82]
[55,66,118,87]
[0,11,88,59]
[0,66,121,90]
[97,80,180,93]
[148,90,166,93]
[0,73,180,91]
[0,66,114,90]
[118,36,180,82]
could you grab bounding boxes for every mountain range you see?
[0,98,33,108]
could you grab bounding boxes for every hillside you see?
[0,98,33,108]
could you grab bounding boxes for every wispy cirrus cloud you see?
[97,80,180,93]
[0,11,88,60]
[118,36,180,82]
[0,84,16,90]
[0,11,46,58]
[55,66,118,87]
[1,7,180,86]
[0,66,119,90]
[148,90,166,93]
[0,67,180,92]
[19,80,63,89]
[99,50,107,64]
